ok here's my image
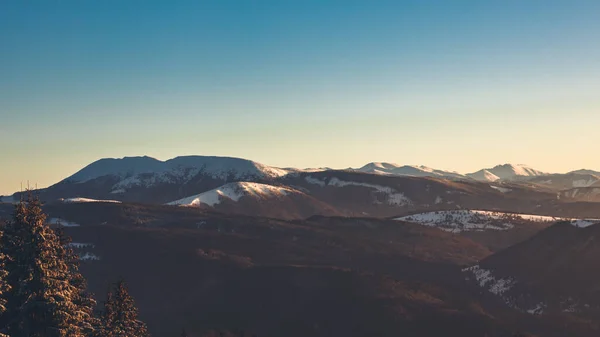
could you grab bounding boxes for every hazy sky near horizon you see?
[1,1,600,194]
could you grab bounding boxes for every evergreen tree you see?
[96,288,116,337]
[99,279,149,337]
[56,226,99,335]
[0,223,10,337]
[0,194,97,337]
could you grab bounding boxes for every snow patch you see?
[67,242,95,249]
[396,210,516,233]
[327,177,412,206]
[463,265,516,295]
[526,303,546,315]
[168,182,297,207]
[305,176,326,187]
[47,218,81,227]
[66,156,291,188]
[357,163,465,179]
[79,253,100,261]
[490,185,512,193]
[62,198,121,204]
[573,179,597,188]
[396,210,599,232]
[467,169,500,182]
[468,164,545,181]
[463,265,553,315]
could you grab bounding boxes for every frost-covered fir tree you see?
[0,224,10,337]
[99,280,149,337]
[56,226,99,335]
[0,194,97,337]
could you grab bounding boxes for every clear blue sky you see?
[1,0,600,193]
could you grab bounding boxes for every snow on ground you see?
[560,188,600,200]
[395,210,516,233]
[67,242,95,248]
[79,253,100,261]
[357,163,466,179]
[564,189,579,198]
[490,185,512,193]
[110,162,291,190]
[62,198,121,203]
[304,176,326,187]
[305,176,412,206]
[47,218,81,227]
[327,177,412,206]
[570,219,599,227]
[66,156,292,190]
[463,265,516,295]
[561,298,580,313]
[467,169,501,182]
[463,265,551,315]
[573,179,597,188]
[395,210,600,233]
[65,243,99,261]
[168,182,297,207]
[526,303,546,315]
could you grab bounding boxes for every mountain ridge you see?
[4,155,600,211]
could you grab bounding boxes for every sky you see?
[1,0,600,194]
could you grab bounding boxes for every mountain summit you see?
[467,164,545,181]
[357,162,465,179]
[65,155,289,184]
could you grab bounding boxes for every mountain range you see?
[3,154,600,336]
[2,155,599,213]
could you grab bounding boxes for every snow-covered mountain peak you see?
[62,155,290,186]
[360,162,401,171]
[467,164,545,181]
[491,164,545,178]
[357,163,465,179]
[66,156,165,183]
[467,169,501,182]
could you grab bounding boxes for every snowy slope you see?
[60,155,291,192]
[467,170,501,182]
[47,218,81,227]
[357,163,466,179]
[559,187,600,201]
[62,197,122,203]
[467,164,545,181]
[304,175,412,206]
[65,155,290,184]
[527,173,600,190]
[396,210,599,233]
[67,156,165,182]
[167,182,300,207]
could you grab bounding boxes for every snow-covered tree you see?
[98,279,149,337]
[56,226,99,335]
[0,224,10,337]
[0,194,96,337]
